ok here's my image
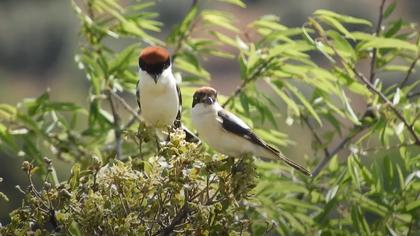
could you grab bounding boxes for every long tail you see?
[182,125,201,144]
[265,145,312,176]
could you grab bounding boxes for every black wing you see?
[136,80,142,116]
[217,110,268,149]
[217,110,311,176]
[174,84,182,128]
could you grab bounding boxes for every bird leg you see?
[232,157,246,173]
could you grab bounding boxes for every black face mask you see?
[139,58,171,81]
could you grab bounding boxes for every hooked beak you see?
[204,96,214,105]
[151,74,159,84]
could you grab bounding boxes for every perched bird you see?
[136,46,198,142]
[191,87,311,176]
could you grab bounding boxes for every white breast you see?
[191,103,256,157]
[138,69,179,128]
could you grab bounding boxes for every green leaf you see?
[109,44,138,75]
[317,15,354,39]
[285,83,322,125]
[175,56,210,80]
[314,9,372,26]
[210,31,237,48]
[351,206,371,235]
[202,10,238,32]
[382,64,410,72]
[352,192,388,217]
[406,199,420,212]
[384,19,403,37]
[168,3,197,44]
[267,79,300,116]
[340,89,361,125]
[250,15,287,32]
[217,0,246,8]
[358,37,418,53]
[0,104,16,119]
[328,30,356,61]
[384,1,397,19]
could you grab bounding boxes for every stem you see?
[399,55,420,88]
[369,0,387,83]
[399,35,420,88]
[303,116,329,157]
[107,92,122,159]
[109,90,142,122]
[311,126,366,177]
[154,203,189,236]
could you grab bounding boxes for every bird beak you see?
[152,74,158,84]
[205,97,214,105]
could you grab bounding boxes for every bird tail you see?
[263,145,312,176]
[182,125,201,144]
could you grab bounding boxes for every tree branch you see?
[109,90,142,123]
[106,92,122,160]
[311,126,366,177]
[399,35,420,88]
[154,203,189,236]
[369,0,387,83]
[352,69,420,145]
[399,55,420,88]
[303,116,329,157]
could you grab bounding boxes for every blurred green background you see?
[1,0,419,224]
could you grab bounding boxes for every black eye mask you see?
[139,58,170,76]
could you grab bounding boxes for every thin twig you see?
[107,92,122,159]
[399,35,420,88]
[123,110,140,130]
[362,142,417,153]
[399,55,420,88]
[369,0,387,83]
[303,116,330,157]
[109,90,142,122]
[222,57,277,107]
[222,80,248,108]
[311,126,366,177]
[154,203,189,236]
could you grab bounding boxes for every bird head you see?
[192,87,218,108]
[138,46,171,84]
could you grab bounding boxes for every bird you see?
[190,86,311,176]
[136,46,198,142]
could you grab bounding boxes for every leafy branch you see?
[222,56,277,107]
